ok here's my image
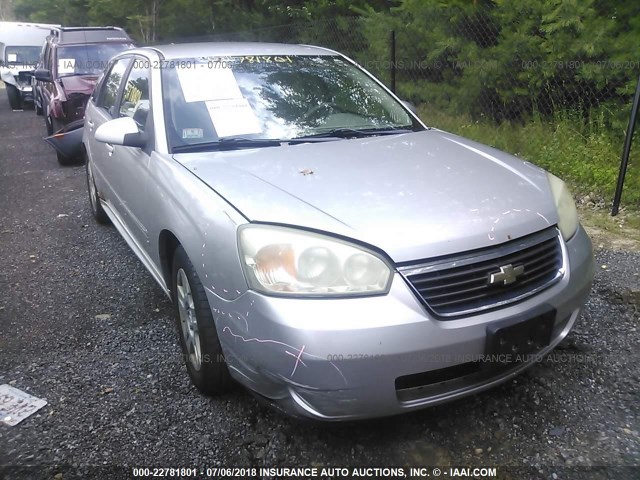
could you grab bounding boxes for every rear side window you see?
[97,57,130,116]
[118,59,150,131]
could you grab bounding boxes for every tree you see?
[0,0,15,20]
[14,0,89,25]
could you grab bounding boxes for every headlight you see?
[239,225,392,296]
[547,172,579,240]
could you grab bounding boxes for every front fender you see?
[48,82,67,119]
[148,153,249,303]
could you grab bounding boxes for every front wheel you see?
[45,114,54,136]
[50,116,81,166]
[56,150,80,166]
[86,154,110,224]
[6,85,22,110]
[172,245,233,395]
[35,92,43,115]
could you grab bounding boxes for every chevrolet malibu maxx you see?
[82,43,594,420]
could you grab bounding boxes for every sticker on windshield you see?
[182,128,204,139]
[177,64,242,103]
[7,53,17,62]
[58,58,76,74]
[205,98,261,138]
[239,55,293,64]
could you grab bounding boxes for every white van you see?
[0,21,59,109]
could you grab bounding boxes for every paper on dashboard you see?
[205,98,262,138]
[177,65,242,103]
[58,58,76,74]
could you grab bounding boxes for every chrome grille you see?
[399,228,564,317]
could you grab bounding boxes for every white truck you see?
[0,21,59,109]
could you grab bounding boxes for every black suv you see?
[34,27,134,164]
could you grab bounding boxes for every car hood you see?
[174,130,559,262]
[59,75,99,95]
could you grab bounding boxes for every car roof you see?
[51,27,132,45]
[140,42,337,59]
[0,22,59,46]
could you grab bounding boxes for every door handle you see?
[105,143,114,156]
[86,119,94,129]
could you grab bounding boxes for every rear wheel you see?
[172,245,234,395]
[6,85,22,110]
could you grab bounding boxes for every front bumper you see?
[208,226,594,420]
[18,85,34,102]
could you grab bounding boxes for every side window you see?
[118,59,150,131]
[97,58,130,116]
[90,72,103,103]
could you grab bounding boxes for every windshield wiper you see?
[172,137,283,153]
[292,126,414,140]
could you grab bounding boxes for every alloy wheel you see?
[176,268,202,371]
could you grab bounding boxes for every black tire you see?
[6,85,22,110]
[49,116,81,166]
[45,114,53,136]
[56,150,79,166]
[172,245,234,395]
[35,92,43,116]
[85,154,110,224]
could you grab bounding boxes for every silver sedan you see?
[82,42,594,420]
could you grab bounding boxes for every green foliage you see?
[421,104,639,206]
[14,0,89,26]
[358,0,639,123]
[0,0,15,20]
[9,0,640,205]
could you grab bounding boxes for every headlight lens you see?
[239,225,392,296]
[547,172,579,240]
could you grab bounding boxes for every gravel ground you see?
[0,86,638,480]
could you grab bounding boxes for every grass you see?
[417,105,640,208]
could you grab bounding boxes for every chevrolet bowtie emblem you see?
[488,263,524,286]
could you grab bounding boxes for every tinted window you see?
[4,46,40,66]
[56,43,134,77]
[97,58,130,115]
[119,59,150,131]
[161,55,421,149]
[60,30,131,44]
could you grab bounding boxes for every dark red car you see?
[34,26,134,164]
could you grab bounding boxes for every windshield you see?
[56,43,134,77]
[161,55,423,150]
[4,46,40,66]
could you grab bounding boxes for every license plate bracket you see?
[484,310,555,369]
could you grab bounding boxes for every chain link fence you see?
[184,11,639,134]
[162,6,640,206]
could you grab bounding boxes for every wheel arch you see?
[159,229,182,298]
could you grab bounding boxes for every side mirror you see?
[34,68,52,82]
[401,100,418,115]
[95,116,146,148]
